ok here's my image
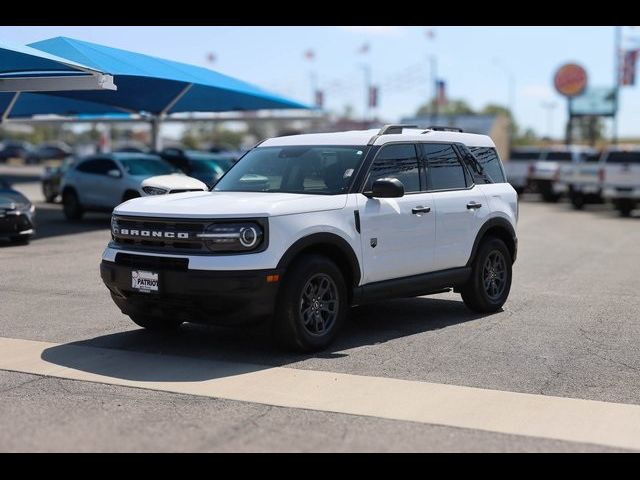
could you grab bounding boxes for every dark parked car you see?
[159,148,235,187]
[26,142,72,164]
[0,179,35,243]
[41,157,75,203]
[0,140,32,163]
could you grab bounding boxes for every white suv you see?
[101,126,518,351]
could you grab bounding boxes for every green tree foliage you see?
[416,98,474,116]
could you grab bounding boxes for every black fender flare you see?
[276,232,362,287]
[466,217,517,266]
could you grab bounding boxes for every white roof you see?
[260,128,496,149]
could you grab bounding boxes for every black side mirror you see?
[366,178,405,198]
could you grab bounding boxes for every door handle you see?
[466,201,482,210]
[412,206,431,214]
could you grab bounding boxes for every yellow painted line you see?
[0,336,639,450]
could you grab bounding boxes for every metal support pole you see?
[430,56,438,125]
[565,98,573,146]
[1,92,20,123]
[150,116,162,152]
[362,64,371,123]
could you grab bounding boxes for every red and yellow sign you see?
[554,63,588,97]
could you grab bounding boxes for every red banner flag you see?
[304,49,315,61]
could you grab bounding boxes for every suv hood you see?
[114,191,348,218]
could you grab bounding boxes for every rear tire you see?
[569,190,585,210]
[461,237,512,313]
[43,183,57,203]
[273,254,348,352]
[129,314,183,331]
[63,190,84,220]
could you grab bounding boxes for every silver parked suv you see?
[61,153,199,220]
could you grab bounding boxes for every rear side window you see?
[421,143,468,191]
[468,147,506,183]
[605,151,640,164]
[364,144,421,193]
[509,150,542,161]
[76,158,118,175]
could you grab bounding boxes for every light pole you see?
[541,101,558,140]
[360,64,372,123]
[493,58,516,149]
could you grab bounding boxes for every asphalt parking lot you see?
[1,166,639,452]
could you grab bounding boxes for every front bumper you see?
[100,256,282,325]
[603,187,640,200]
[0,210,34,237]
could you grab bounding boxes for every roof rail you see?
[378,124,419,135]
[423,126,464,133]
[368,124,419,145]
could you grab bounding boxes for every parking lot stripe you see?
[1,336,639,451]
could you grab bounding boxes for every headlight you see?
[142,186,168,195]
[198,222,264,252]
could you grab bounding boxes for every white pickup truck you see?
[557,149,602,209]
[529,146,597,203]
[600,146,640,217]
[503,147,543,194]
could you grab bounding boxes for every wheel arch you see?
[122,189,140,202]
[467,217,517,265]
[276,233,362,293]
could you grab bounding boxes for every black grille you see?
[112,216,207,253]
[115,252,189,271]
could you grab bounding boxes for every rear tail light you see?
[598,168,605,183]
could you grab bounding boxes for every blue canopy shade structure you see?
[27,37,309,115]
[0,40,116,121]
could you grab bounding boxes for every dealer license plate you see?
[131,270,159,293]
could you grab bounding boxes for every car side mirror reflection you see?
[366,178,405,198]
[107,169,122,178]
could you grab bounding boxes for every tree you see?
[416,98,474,116]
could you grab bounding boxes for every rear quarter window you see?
[468,147,506,183]
[605,151,640,164]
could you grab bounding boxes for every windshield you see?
[545,151,573,161]
[119,158,176,176]
[214,146,366,195]
[510,151,542,161]
[191,158,234,174]
[606,151,640,164]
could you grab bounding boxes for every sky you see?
[2,26,640,139]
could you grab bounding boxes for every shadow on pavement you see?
[40,296,494,382]
[31,202,111,241]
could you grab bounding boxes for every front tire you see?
[616,200,634,217]
[63,190,84,220]
[461,237,512,313]
[273,254,348,352]
[129,314,183,331]
[43,183,57,203]
[9,234,30,244]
